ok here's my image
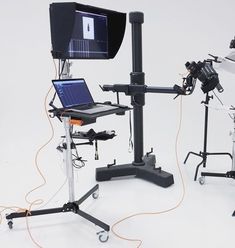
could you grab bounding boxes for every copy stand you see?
[6,117,110,242]
[184,93,232,181]
[96,12,184,188]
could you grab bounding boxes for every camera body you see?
[185,61,220,93]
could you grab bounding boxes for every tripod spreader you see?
[101,84,185,96]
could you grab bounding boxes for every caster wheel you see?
[199,176,205,185]
[92,190,99,199]
[8,221,13,229]
[97,231,109,243]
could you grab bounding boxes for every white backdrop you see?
[1,0,235,247]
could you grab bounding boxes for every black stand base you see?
[6,184,110,235]
[96,154,174,188]
[184,151,232,181]
[199,170,235,216]
[201,170,235,179]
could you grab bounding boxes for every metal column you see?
[63,116,75,202]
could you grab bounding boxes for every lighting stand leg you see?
[184,93,232,181]
[199,114,235,217]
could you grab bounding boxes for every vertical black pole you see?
[202,93,210,167]
[129,12,145,165]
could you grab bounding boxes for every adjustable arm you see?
[146,85,184,94]
[101,84,185,95]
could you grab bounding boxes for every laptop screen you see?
[52,78,94,108]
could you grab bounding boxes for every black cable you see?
[72,154,85,169]
[71,135,87,169]
[128,111,133,153]
[59,59,66,79]
[212,90,223,105]
[225,57,235,62]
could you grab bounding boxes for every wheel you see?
[199,176,205,185]
[92,190,99,199]
[97,231,109,243]
[8,220,13,229]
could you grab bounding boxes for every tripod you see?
[184,92,232,181]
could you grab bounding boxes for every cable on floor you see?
[111,96,185,247]
[0,58,61,248]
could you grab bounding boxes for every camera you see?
[185,61,222,93]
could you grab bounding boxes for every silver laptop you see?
[52,78,119,114]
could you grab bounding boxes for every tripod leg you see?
[194,160,205,181]
[206,152,233,160]
[76,209,110,232]
[75,184,99,205]
[184,151,202,164]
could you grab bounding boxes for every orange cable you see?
[24,85,54,206]
[25,200,45,248]
[24,59,58,206]
[0,58,59,248]
[22,60,59,247]
[111,96,185,247]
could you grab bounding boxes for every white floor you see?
[1,1,235,247]
[1,153,235,248]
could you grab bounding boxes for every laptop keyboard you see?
[74,104,102,110]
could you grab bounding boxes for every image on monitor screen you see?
[67,11,108,59]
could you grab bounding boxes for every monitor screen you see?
[67,11,108,59]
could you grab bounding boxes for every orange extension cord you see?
[0,59,59,248]
[111,96,185,248]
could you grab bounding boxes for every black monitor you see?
[49,2,126,60]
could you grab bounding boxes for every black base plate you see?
[6,184,109,232]
[96,154,174,188]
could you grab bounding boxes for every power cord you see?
[128,110,134,153]
[111,96,185,247]
[0,58,61,248]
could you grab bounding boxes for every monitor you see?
[49,2,126,60]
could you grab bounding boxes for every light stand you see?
[184,92,232,181]
[96,12,183,187]
[198,112,235,187]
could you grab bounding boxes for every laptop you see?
[52,78,119,114]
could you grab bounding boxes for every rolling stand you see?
[198,112,235,187]
[6,117,110,242]
[184,92,232,181]
[96,12,184,188]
